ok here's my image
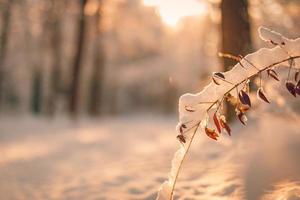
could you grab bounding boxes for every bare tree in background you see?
[0,0,13,109]
[30,1,49,115]
[88,0,105,116]
[18,0,42,114]
[45,0,63,116]
[30,68,43,114]
[221,0,252,121]
[69,0,88,116]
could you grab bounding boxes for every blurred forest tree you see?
[0,0,299,117]
[221,0,252,121]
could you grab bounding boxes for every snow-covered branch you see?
[156,27,300,200]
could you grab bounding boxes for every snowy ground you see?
[0,113,300,200]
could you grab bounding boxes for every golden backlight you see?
[143,0,207,26]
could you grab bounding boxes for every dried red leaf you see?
[296,81,300,96]
[212,72,225,85]
[212,77,221,85]
[179,126,183,134]
[179,124,187,134]
[238,90,251,107]
[213,113,221,133]
[219,117,231,136]
[285,82,296,97]
[257,88,270,103]
[177,135,186,143]
[295,71,299,82]
[213,72,225,79]
[223,123,231,136]
[205,127,219,141]
[296,87,300,96]
[237,112,247,126]
[270,40,278,45]
[269,73,280,81]
[270,69,278,74]
[267,69,279,81]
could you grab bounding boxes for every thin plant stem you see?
[287,58,294,80]
[243,56,260,71]
[170,122,200,200]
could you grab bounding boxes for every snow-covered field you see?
[0,113,300,200]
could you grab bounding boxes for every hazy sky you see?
[143,0,207,26]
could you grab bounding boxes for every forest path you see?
[0,114,300,200]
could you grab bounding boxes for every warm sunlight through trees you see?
[143,0,208,26]
[0,0,300,199]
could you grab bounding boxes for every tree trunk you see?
[69,0,87,116]
[221,0,252,122]
[0,0,13,109]
[30,68,43,114]
[46,0,63,116]
[88,0,105,116]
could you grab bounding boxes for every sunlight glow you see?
[143,0,207,27]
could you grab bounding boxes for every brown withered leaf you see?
[212,72,225,85]
[213,72,225,79]
[179,126,183,134]
[296,81,300,96]
[296,87,300,96]
[267,69,280,81]
[179,124,187,134]
[238,90,251,107]
[257,88,270,103]
[295,86,300,96]
[226,93,239,106]
[177,135,186,143]
[205,127,219,141]
[237,112,247,126]
[285,82,296,97]
[185,106,196,112]
[295,71,299,82]
[269,73,280,81]
[270,40,278,45]
[238,104,250,113]
[213,113,221,133]
[219,116,231,136]
[212,77,221,85]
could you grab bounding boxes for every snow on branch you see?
[156,27,300,200]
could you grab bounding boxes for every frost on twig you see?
[156,27,300,200]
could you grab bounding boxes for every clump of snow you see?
[259,26,286,45]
